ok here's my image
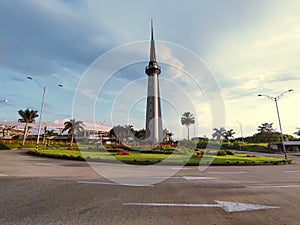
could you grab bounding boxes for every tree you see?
[257,123,275,133]
[255,122,279,144]
[18,109,39,146]
[110,124,135,142]
[44,129,58,146]
[181,112,195,140]
[294,128,300,136]
[62,119,84,146]
[224,129,235,142]
[134,128,146,140]
[212,127,226,143]
[163,129,174,142]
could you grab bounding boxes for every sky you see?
[0,0,299,139]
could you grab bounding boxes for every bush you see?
[154,144,175,151]
[217,150,227,156]
[194,149,206,155]
[192,152,203,158]
[196,139,208,148]
[225,150,235,155]
[116,150,130,155]
[67,147,79,151]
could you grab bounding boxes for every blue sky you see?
[0,0,299,139]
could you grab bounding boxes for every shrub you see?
[194,149,205,155]
[192,152,203,158]
[225,150,235,155]
[67,147,79,151]
[116,150,130,156]
[154,144,175,151]
[246,154,256,157]
[217,150,227,156]
[196,139,208,148]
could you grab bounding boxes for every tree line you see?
[15,109,300,147]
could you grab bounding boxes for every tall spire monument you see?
[145,20,163,143]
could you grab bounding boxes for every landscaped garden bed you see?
[27,148,291,166]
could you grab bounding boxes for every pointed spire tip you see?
[151,19,154,40]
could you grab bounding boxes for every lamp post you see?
[236,121,244,150]
[27,76,63,150]
[258,89,293,160]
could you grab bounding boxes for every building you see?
[145,21,163,144]
[270,141,300,152]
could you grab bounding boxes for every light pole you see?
[236,121,244,150]
[27,76,63,150]
[258,89,293,160]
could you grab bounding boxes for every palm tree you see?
[224,129,235,142]
[62,119,84,146]
[212,127,226,143]
[44,129,57,146]
[18,109,39,146]
[257,123,274,133]
[181,112,195,140]
[294,128,300,136]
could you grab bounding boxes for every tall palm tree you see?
[62,119,84,146]
[181,112,195,140]
[212,127,226,143]
[18,109,39,146]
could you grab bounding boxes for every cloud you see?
[0,0,120,76]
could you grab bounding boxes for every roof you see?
[0,120,112,132]
[283,141,300,146]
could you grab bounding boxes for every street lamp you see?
[258,89,293,159]
[27,76,63,150]
[236,121,244,150]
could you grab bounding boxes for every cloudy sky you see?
[0,0,299,139]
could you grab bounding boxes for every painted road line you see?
[144,176,181,179]
[283,170,300,173]
[124,200,280,213]
[183,176,218,180]
[34,163,63,167]
[171,167,193,170]
[0,174,7,177]
[247,185,300,189]
[78,181,153,187]
[208,171,246,174]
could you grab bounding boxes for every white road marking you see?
[183,176,218,180]
[283,170,300,173]
[144,176,181,179]
[247,185,300,189]
[124,200,280,213]
[34,163,62,167]
[0,174,7,177]
[78,181,153,187]
[171,167,193,170]
[208,171,246,174]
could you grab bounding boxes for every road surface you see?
[0,150,300,225]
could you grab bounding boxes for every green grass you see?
[28,149,291,166]
[0,142,76,150]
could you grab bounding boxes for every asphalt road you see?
[0,150,300,225]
